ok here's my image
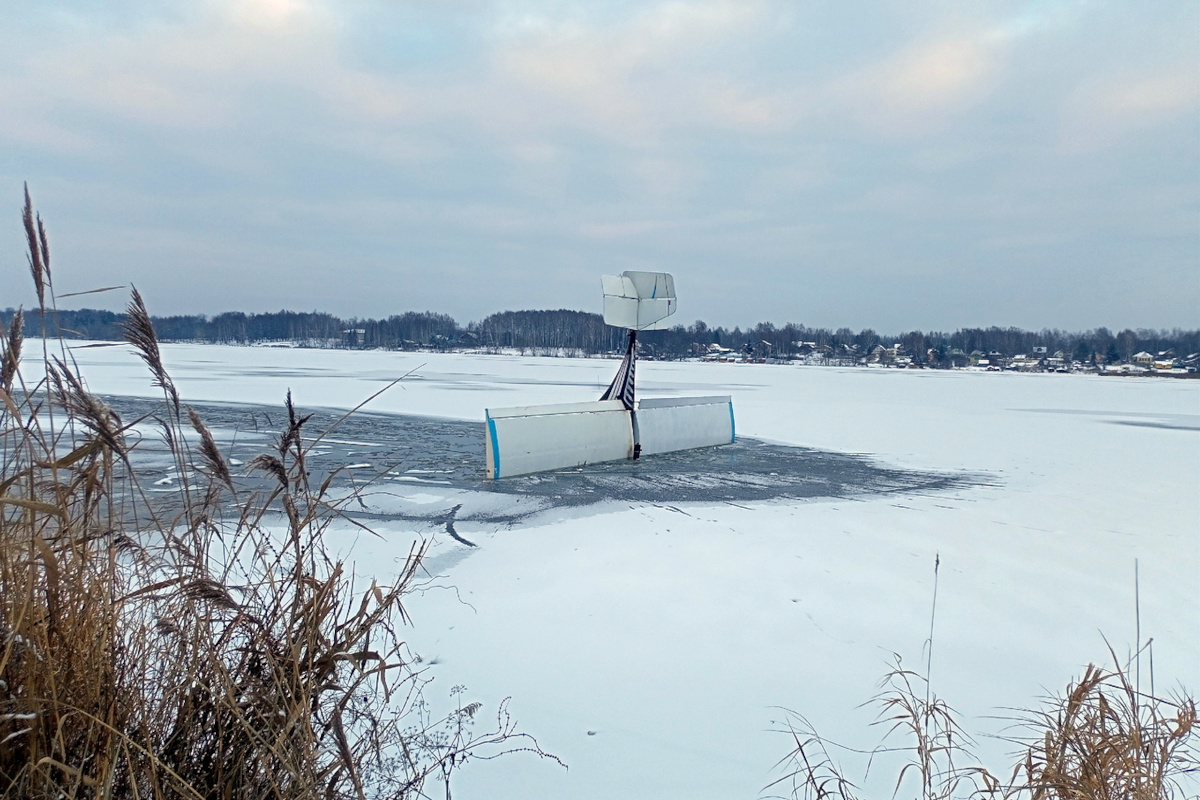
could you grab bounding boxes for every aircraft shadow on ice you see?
[107,397,991,530]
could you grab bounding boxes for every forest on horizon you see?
[3,306,1198,366]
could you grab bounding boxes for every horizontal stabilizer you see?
[485,400,633,479]
[636,396,735,456]
[602,271,677,330]
[484,395,734,479]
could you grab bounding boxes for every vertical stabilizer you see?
[600,330,637,411]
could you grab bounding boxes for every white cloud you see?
[832,32,1003,137]
[226,0,315,33]
[489,1,781,139]
[1056,64,1200,154]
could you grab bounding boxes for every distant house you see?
[703,343,737,362]
[1132,351,1154,366]
[1008,354,1043,372]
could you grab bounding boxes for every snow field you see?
[30,343,1200,798]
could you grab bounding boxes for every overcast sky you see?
[1,0,1196,332]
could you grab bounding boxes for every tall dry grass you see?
[772,556,1195,800]
[768,655,1000,800]
[771,655,1196,800]
[1014,652,1196,800]
[0,188,555,798]
[770,575,1196,800]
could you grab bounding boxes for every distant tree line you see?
[3,307,1196,365]
[467,310,625,354]
[670,322,1200,366]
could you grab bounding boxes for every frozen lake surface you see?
[34,344,1200,799]
[107,395,988,524]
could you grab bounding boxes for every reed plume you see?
[22,183,48,310]
[123,286,179,412]
[1,310,21,391]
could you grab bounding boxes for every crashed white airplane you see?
[484,271,735,479]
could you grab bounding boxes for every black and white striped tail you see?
[600,330,637,411]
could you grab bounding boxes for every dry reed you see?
[1011,655,1196,800]
[0,190,556,798]
[771,639,1196,800]
[769,655,1000,800]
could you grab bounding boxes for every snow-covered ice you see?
[27,343,1200,798]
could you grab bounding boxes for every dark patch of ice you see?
[104,396,991,529]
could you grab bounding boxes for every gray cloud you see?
[1,0,1196,332]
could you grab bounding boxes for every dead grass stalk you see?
[0,189,556,798]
